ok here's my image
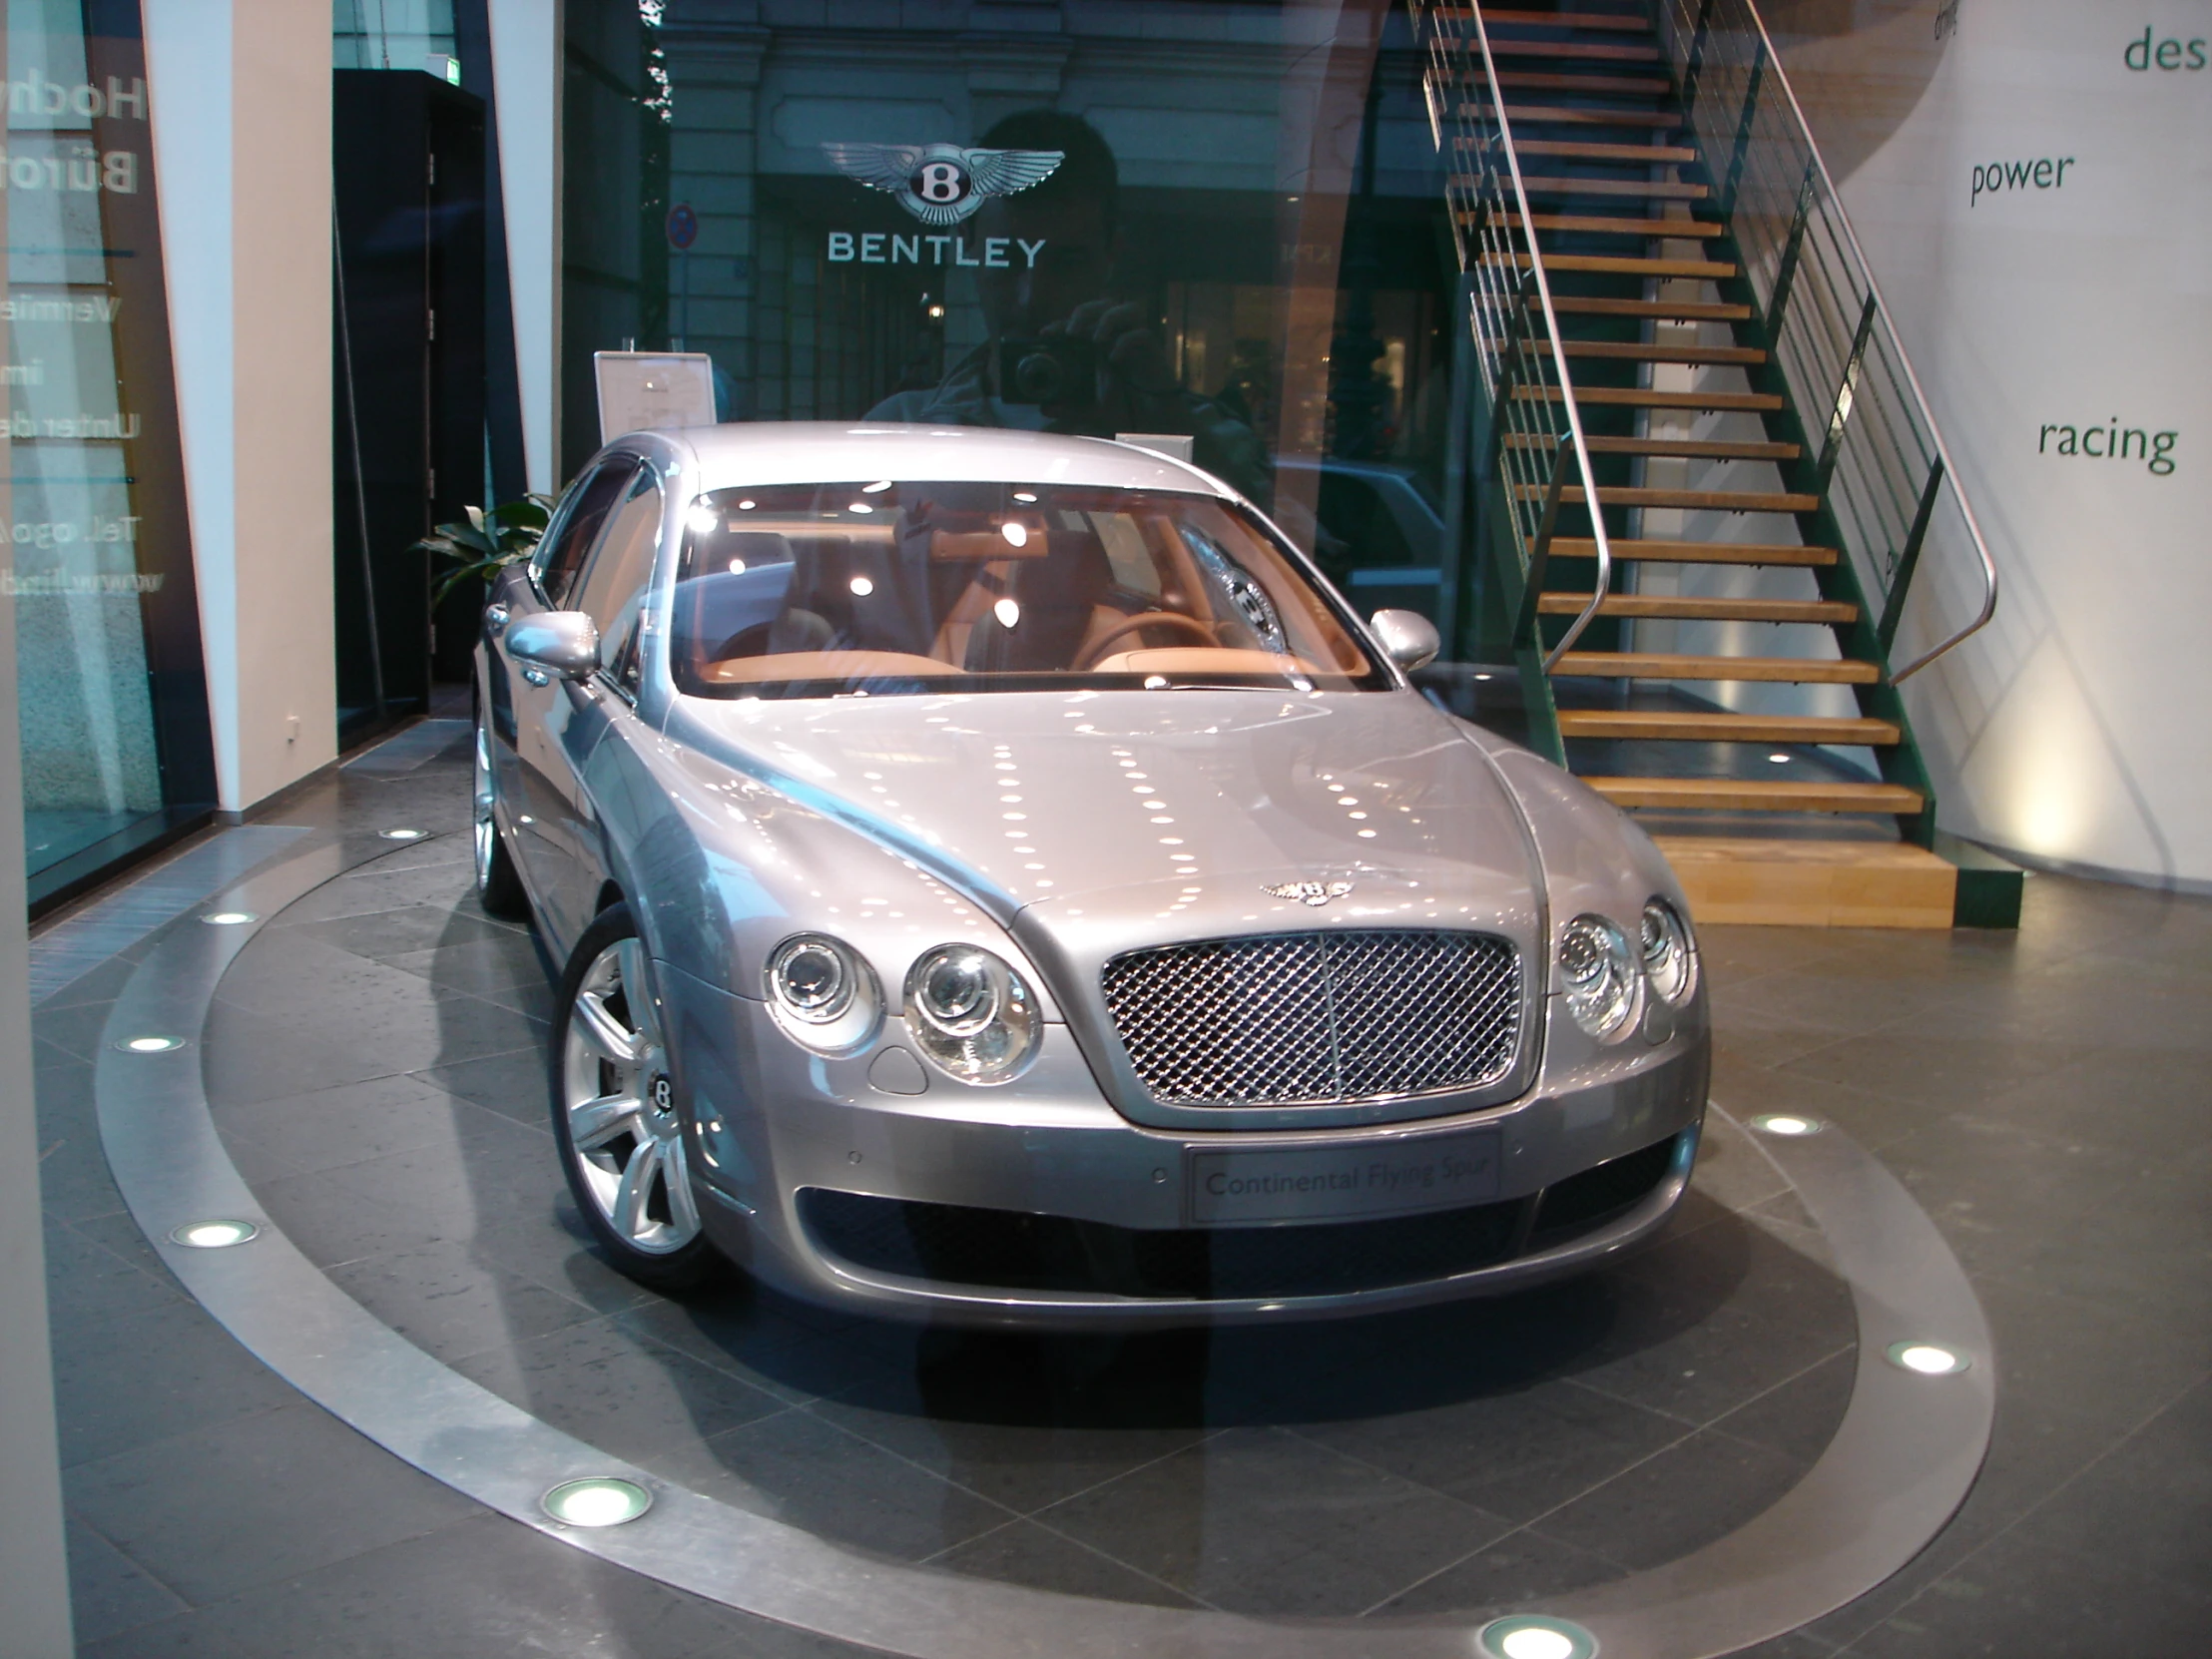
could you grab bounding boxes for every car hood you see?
[669,688,1545,954]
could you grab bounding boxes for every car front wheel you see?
[472,705,529,920]
[550,902,719,1291]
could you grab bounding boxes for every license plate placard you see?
[1187,1128,1502,1225]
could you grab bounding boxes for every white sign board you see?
[592,351,717,444]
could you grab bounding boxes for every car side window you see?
[534,459,637,606]
[568,467,667,695]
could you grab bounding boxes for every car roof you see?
[640,421,1236,499]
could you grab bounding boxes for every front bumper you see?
[661,963,1708,1330]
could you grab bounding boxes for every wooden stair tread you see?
[1556,537,1838,566]
[1477,251,1735,277]
[1483,39,1663,62]
[1557,709,1897,743]
[1589,777,1924,813]
[1538,593,1857,624]
[1520,176,1709,200]
[1494,72,1673,95]
[1517,385,1784,411]
[1549,295,1749,319]
[1511,212,1724,237]
[1652,836,1955,927]
[1537,338,1765,365]
[1555,652,1881,684]
[1469,104,1679,128]
[1514,138,1696,162]
[1532,485,1822,512]
[1508,434,1800,459]
[1474,8,1658,31]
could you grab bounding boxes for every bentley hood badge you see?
[1263,880,1354,907]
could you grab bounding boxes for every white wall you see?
[490,0,559,495]
[146,0,335,812]
[1780,0,2212,885]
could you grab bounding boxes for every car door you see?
[522,461,668,947]
[488,455,636,922]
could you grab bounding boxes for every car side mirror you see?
[1370,608,1439,673]
[507,611,601,681]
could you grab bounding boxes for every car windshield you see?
[668,480,1388,700]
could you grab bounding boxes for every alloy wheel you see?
[473,720,498,891]
[559,937,700,1254]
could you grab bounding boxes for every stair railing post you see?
[1815,289,1880,496]
[1678,0,1720,128]
[1515,436,1572,657]
[1763,156,1820,349]
[1718,40,1768,221]
[1438,274,1474,662]
[1877,457,1945,658]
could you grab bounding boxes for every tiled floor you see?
[31,725,2212,1656]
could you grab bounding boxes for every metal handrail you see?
[1420,2,1612,672]
[1657,0,1997,683]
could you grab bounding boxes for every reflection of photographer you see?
[868,110,1269,500]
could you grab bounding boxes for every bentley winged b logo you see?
[821,142,1065,227]
[1263,880,1355,908]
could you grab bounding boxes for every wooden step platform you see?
[1494,72,1672,96]
[1548,295,1749,320]
[1482,39,1663,62]
[1514,212,1723,238]
[1553,537,1838,566]
[1520,176,1709,200]
[1537,484,1822,513]
[1474,8,1656,30]
[1654,836,1956,928]
[1506,433,1800,460]
[1589,776,1922,813]
[1538,338,1765,365]
[1557,708,1896,742]
[1471,105,1679,128]
[1517,384,1784,411]
[1555,651,1880,684]
[1539,593,1858,624]
[1514,138,1696,162]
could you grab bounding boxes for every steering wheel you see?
[1078,611,1218,669]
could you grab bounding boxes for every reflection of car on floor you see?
[473,422,1707,1327]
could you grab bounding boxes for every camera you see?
[998,335,1099,407]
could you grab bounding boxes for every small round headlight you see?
[765,933,879,1053]
[1559,914,1638,1039]
[1640,898,1696,1004]
[905,944,1041,1083]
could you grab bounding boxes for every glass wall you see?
[559,0,1454,611]
[5,0,215,911]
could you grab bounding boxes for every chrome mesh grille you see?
[1100,929,1522,1107]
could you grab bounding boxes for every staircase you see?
[1417,0,2018,928]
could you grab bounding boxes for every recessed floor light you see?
[202,910,258,925]
[378,828,427,840]
[117,1034,187,1054]
[170,1220,259,1249]
[541,1476,653,1527]
[1751,1113,1823,1137]
[1768,752,1792,763]
[1887,1340,1970,1376]
[1479,1615,1598,1659]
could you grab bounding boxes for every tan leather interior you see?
[1088,647,1328,676]
[698,650,961,685]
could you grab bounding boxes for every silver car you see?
[473,422,1707,1328]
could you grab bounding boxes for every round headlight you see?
[765,933,879,1053]
[1559,914,1637,1039]
[905,944,1041,1084]
[1640,898,1696,1004]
